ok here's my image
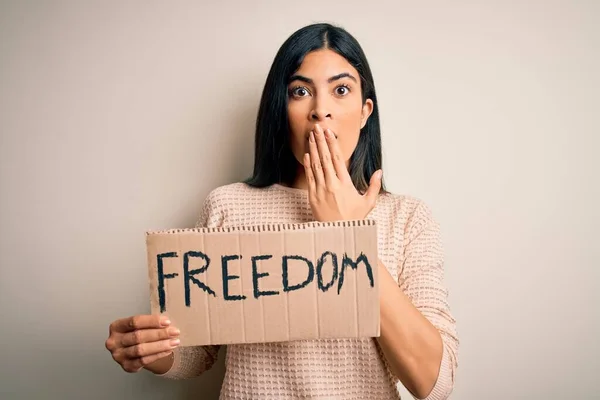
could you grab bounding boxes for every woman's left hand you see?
[304,123,382,222]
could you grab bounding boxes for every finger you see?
[121,359,143,373]
[123,338,180,359]
[303,153,317,197]
[308,131,325,188]
[120,327,180,347]
[111,315,171,333]
[314,124,336,186]
[139,350,174,368]
[364,169,383,203]
[324,128,350,182]
[122,350,173,372]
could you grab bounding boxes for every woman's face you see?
[287,49,373,169]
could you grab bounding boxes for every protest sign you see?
[146,220,379,346]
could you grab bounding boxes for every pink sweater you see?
[159,182,459,399]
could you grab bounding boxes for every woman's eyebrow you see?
[288,72,357,84]
[288,75,313,84]
[328,72,357,83]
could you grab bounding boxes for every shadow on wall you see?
[174,86,258,230]
[226,98,257,184]
[172,92,259,399]
[202,82,259,185]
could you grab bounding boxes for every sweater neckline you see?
[271,183,309,196]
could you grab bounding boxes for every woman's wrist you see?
[144,351,175,375]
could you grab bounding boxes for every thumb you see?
[364,169,383,203]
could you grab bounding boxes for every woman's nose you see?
[311,111,331,121]
[310,95,332,121]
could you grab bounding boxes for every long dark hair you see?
[244,23,385,194]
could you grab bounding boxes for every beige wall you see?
[1,1,598,399]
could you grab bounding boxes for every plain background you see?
[1,1,598,399]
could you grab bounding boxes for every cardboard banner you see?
[146,220,380,346]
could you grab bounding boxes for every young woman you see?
[106,23,459,400]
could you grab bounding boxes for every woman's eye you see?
[291,87,309,97]
[335,86,350,96]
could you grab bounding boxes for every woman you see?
[106,23,459,400]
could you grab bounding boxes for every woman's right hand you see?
[105,315,180,373]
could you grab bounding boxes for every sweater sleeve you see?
[157,190,224,380]
[399,201,459,400]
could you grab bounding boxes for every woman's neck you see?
[291,166,309,191]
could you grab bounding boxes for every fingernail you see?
[377,170,383,179]
[309,131,315,142]
[161,317,171,326]
[324,129,331,138]
[168,327,180,336]
[170,338,180,347]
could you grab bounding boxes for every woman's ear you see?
[360,99,374,129]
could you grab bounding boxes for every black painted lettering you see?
[157,252,179,312]
[316,251,338,292]
[184,251,216,307]
[282,255,314,292]
[251,255,279,298]
[222,254,246,301]
[337,252,375,294]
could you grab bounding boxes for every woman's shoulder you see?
[196,182,269,227]
[204,181,253,199]
[377,190,439,231]
[378,190,429,214]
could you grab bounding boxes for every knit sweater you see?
[159,182,459,400]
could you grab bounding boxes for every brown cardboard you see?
[145,220,380,346]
